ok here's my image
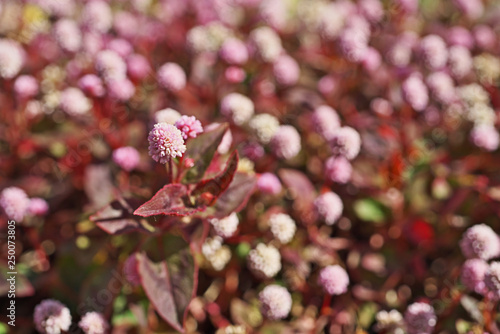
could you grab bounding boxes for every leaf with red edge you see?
[133,184,204,217]
[191,151,239,206]
[136,249,197,333]
[183,123,229,184]
[90,198,155,234]
[278,169,316,223]
[136,253,182,332]
[208,172,257,218]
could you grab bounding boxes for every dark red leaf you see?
[191,151,239,206]
[133,184,204,217]
[136,249,197,333]
[136,253,183,332]
[278,169,316,224]
[90,197,155,234]
[183,123,229,184]
[209,172,257,218]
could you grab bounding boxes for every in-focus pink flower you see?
[148,123,186,164]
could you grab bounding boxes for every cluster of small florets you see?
[247,243,282,278]
[210,213,240,239]
[202,236,232,271]
[0,187,49,221]
[34,299,109,334]
[268,213,296,244]
[258,285,292,320]
[317,265,350,295]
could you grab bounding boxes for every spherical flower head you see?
[0,39,24,79]
[426,71,456,105]
[387,33,417,68]
[53,19,82,53]
[157,62,186,92]
[108,38,133,58]
[375,310,404,331]
[474,25,496,50]
[95,50,127,82]
[448,45,473,79]
[485,262,500,300]
[249,26,283,63]
[220,93,255,126]
[314,192,343,225]
[470,125,500,151]
[419,35,448,70]
[370,98,393,116]
[123,254,141,287]
[329,126,361,160]
[461,259,489,294]
[107,79,135,101]
[220,38,249,65]
[155,108,182,124]
[453,0,483,19]
[175,115,204,140]
[325,156,353,184]
[338,27,369,63]
[34,299,72,334]
[269,213,296,244]
[473,53,500,85]
[460,224,500,260]
[225,66,246,83]
[270,125,301,160]
[60,87,92,117]
[187,23,231,54]
[113,11,139,39]
[113,146,140,172]
[36,0,76,17]
[78,74,105,98]
[312,105,341,140]
[404,302,437,334]
[358,0,384,23]
[79,312,109,334]
[210,212,239,239]
[318,75,339,96]
[402,74,429,112]
[257,173,282,195]
[82,1,113,33]
[148,123,186,164]
[248,243,281,278]
[447,26,474,49]
[202,236,231,271]
[318,265,349,295]
[273,54,300,86]
[28,198,49,216]
[362,47,382,72]
[259,285,292,320]
[14,75,39,100]
[249,113,280,144]
[0,187,30,221]
[127,54,151,80]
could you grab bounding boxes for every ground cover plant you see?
[1,0,500,333]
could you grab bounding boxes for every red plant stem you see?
[175,155,184,183]
[320,294,332,315]
[168,159,174,184]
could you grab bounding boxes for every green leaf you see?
[353,198,387,223]
[183,123,229,184]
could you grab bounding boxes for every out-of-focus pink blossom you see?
[448,45,473,79]
[79,74,105,97]
[329,127,362,160]
[314,192,343,225]
[404,303,436,334]
[0,187,30,222]
[402,74,429,111]
[82,1,113,33]
[127,54,151,80]
[0,39,24,79]
[270,125,301,160]
[79,312,109,334]
[53,19,82,53]
[474,25,496,50]
[419,35,448,70]
[225,66,246,83]
[452,0,484,20]
[460,224,500,260]
[60,87,92,117]
[108,38,133,58]
[14,75,39,100]
[259,285,292,320]
[113,146,140,171]
[446,26,474,49]
[34,299,72,334]
[426,71,456,105]
[318,265,349,295]
[107,79,135,101]
[157,62,186,92]
[318,75,339,96]
[362,47,382,72]
[470,125,500,151]
[371,98,393,116]
[273,54,300,86]
[325,156,352,184]
[311,105,341,140]
[461,259,489,295]
[257,173,282,195]
[28,198,49,216]
[220,38,249,65]
[358,0,384,23]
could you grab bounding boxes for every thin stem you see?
[168,159,174,184]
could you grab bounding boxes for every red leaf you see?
[278,169,316,224]
[136,249,197,333]
[136,253,183,332]
[210,172,257,218]
[191,151,239,206]
[90,197,155,234]
[183,123,229,184]
[133,184,204,217]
